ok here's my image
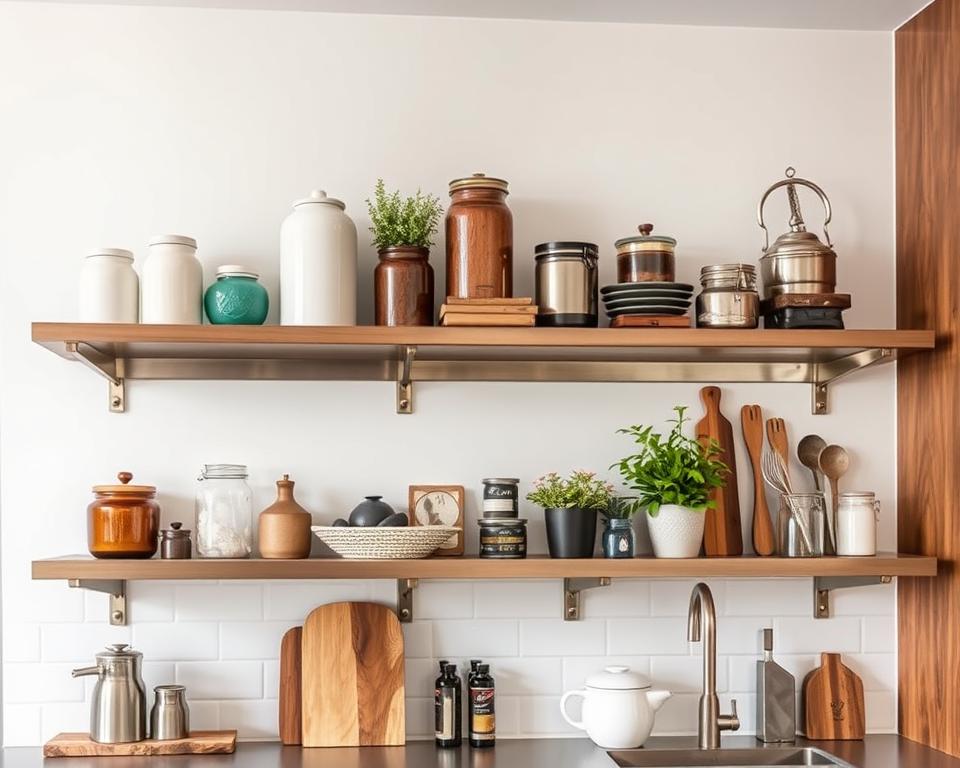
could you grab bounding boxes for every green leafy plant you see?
[614,406,728,517]
[604,496,640,521]
[366,179,443,250]
[526,470,616,511]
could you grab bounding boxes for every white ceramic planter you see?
[142,235,203,324]
[646,504,705,558]
[78,248,139,323]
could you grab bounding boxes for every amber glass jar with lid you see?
[615,224,676,283]
[445,173,513,299]
[88,472,160,559]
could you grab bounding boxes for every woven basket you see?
[311,525,460,560]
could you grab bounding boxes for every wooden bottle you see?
[258,475,312,559]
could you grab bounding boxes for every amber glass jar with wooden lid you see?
[445,173,513,299]
[88,472,160,559]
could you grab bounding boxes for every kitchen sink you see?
[607,747,856,768]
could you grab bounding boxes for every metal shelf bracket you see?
[813,574,891,618]
[66,342,126,413]
[396,578,418,622]
[811,347,892,415]
[397,346,416,414]
[69,578,127,625]
[563,577,611,621]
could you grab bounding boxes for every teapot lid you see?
[96,643,142,661]
[585,665,650,690]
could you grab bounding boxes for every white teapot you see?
[560,666,670,749]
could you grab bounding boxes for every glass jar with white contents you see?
[195,464,253,558]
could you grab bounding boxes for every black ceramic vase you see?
[544,507,598,558]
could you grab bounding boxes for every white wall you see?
[0,2,898,746]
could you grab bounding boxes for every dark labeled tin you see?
[482,478,519,517]
[478,518,527,559]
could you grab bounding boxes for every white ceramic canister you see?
[142,235,203,324]
[280,189,357,325]
[836,492,880,556]
[78,248,139,323]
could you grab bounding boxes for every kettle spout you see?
[71,666,100,678]
[645,689,671,712]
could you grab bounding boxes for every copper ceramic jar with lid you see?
[88,472,160,559]
[615,224,676,283]
[445,174,513,299]
[374,246,435,326]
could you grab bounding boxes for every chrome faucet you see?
[688,582,740,749]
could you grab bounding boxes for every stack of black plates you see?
[600,282,694,319]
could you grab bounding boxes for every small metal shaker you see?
[159,522,192,559]
[150,685,190,740]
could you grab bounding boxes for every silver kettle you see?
[72,644,146,744]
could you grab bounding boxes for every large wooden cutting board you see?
[695,386,743,556]
[43,731,236,757]
[802,653,865,740]
[279,626,302,745]
[301,602,405,747]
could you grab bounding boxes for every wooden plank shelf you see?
[31,323,935,414]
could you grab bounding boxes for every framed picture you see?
[408,485,465,556]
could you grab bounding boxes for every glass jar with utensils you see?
[777,493,829,557]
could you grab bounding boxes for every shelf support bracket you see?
[396,578,418,623]
[397,346,416,414]
[68,579,127,625]
[563,577,611,621]
[813,574,891,619]
[66,342,125,413]
[811,347,892,415]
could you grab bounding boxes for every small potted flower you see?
[614,406,727,558]
[367,179,443,327]
[526,471,615,559]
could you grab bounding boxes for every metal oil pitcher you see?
[757,167,838,298]
[72,644,146,743]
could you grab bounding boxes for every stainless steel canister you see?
[72,644,147,744]
[150,685,190,740]
[534,242,598,327]
[696,264,760,328]
[159,522,192,559]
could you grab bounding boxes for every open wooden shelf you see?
[32,553,937,580]
[32,323,935,414]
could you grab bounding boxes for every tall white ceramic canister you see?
[142,235,203,324]
[836,492,880,556]
[280,189,357,325]
[78,248,139,323]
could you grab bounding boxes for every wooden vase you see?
[374,246,434,326]
[258,475,312,559]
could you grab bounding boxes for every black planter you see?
[544,507,598,558]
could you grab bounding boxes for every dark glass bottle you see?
[435,663,462,748]
[469,664,495,748]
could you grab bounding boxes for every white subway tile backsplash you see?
[188,701,221,730]
[865,690,897,732]
[863,616,896,653]
[494,695,520,735]
[404,658,440,699]
[126,583,176,622]
[219,699,279,739]
[220,621,294,660]
[6,581,83,624]
[415,581,475,619]
[433,620,518,658]
[843,653,896,691]
[830,582,895,616]
[3,704,41,746]
[486,657,563,696]
[41,623,131,662]
[517,695,578,736]
[176,661,263,700]
[716,617,772,656]
[474,581,559,619]
[4,664,84,703]
[133,623,219,661]
[563,656,651,692]
[520,620,605,657]
[175,585,262,621]
[652,654,728,693]
[723,579,809,616]
[402,621,433,658]
[582,579,650,618]
[263,581,370,621]
[650,580,726,616]
[3,623,40,663]
[404,698,434,739]
[607,617,689,655]
[651,692,700,734]
[40,703,89,742]
[264,660,279,699]
[772,617,861,654]
[142,662,176,698]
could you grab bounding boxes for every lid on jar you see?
[838,491,876,499]
[160,521,191,539]
[200,463,248,479]
[615,224,677,253]
[534,242,599,261]
[85,248,134,261]
[92,471,156,495]
[216,264,259,279]
[477,518,528,526]
[482,478,520,485]
[149,234,197,249]
[96,643,142,661]
[293,189,345,210]
[449,173,509,194]
[585,665,651,691]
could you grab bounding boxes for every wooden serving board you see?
[279,626,302,745]
[440,303,537,316]
[441,313,535,327]
[803,653,865,740]
[695,386,743,556]
[445,296,533,305]
[610,315,691,328]
[43,731,236,757]
[301,602,405,747]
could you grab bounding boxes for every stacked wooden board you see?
[440,297,536,326]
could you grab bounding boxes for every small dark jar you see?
[374,246,435,326]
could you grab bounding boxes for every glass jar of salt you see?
[195,464,253,558]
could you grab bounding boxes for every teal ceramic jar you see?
[204,266,269,325]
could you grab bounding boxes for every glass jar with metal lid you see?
[695,264,760,328]
[445,173,513,299]
[534,242,598,327]
[195,464,253,558]
[614,224,676,283]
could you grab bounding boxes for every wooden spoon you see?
[765,418,792,487]
[819,444,850,553]
[797,434,827,491]
[741,405,775,556]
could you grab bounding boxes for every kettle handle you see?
[560,690,588,730]
[757,167,833,252]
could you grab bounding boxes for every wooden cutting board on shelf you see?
[43,731,236,757]
[803,653,865,740]
[279,626,302,745]
[695,386,743,556]
[301,602,405,747]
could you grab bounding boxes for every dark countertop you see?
[6,736,960,768]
